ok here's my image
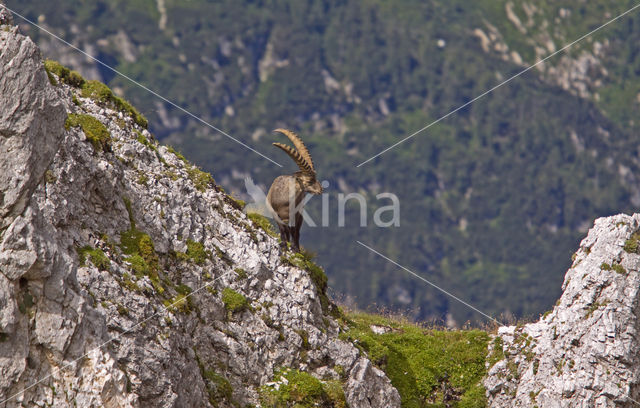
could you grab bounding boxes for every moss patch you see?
[119,201,163,294]
[77,245,110,271]
[624,230,640,253]
[44,59,85,87]
[186,166,215,192]
[176,240,210,265]
[65,114,111,152]
[221,288,249,313]
[247,212,279,238]
[340,310,489,407]
[259,368,347,408]
[80,79,148,128]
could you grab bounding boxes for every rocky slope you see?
[0,18,400,408]
[485,213,640,406]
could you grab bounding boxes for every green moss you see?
[487,336,505,368]
[80,79,148,128]
[259,369,343,408]
[125,254,150,277]
[77,245,110,271]
[167,146,188,163]
[164,293,192,313]
[44,59,85,87]
[176,240,210,265]
[122,273,142,292]
[247,213,278,238]
[295,329,310,349]
[234,268,248,280]
[586,300,610,318]
[186,165,215,192]
[204,369,234,405]
[624,230,640,253]
[228,195,245,210]
[120,223,163,294]
[117,303,129,316]
[137,173,149,185]
[339,310,489,407]
[65,113,111,152]
[612,263,627,275]
[44,169,57,184]
[600,262,612,271]
[221,288,249,313]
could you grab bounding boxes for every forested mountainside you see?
[8,0,640,324]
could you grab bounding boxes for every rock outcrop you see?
[485,213,640,406]
[0,13,400,408]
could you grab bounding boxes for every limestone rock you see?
[485,213,640,407]
[0,18,399,408]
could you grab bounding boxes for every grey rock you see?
[0,1,12,26]
[0,28,400,407]
[486,213,640,407]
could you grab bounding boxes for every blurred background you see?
[8,0,640,326]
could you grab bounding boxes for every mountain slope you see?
[8,0,640,325]
[0,23,399,407]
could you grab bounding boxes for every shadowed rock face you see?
[486,213,640,407]
[0,14,400,408]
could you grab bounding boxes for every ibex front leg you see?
[291,212,303,252]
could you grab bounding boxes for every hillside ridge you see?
[0,20,399,407]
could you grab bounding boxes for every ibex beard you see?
[266,129,322,252]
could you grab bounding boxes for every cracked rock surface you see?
[0,18,399,408]
[485,213,640,407]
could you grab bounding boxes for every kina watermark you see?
[243,177,400,227]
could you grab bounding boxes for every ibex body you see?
[267,129,322,252]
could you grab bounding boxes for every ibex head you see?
[272,128,323,195]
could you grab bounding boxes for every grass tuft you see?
[339,310,489,407]
[65,113,111,152]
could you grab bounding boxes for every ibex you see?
[267,129,322,252]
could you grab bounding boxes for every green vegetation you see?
[176,239,211,265]
[81,79,148,128]
[340,310,489,407]
[194,350,239,406]
[44,59,146,127]
[77,245,110,271]
[247,213,278,238]
[65,114,111,152]
[44,59,84,87]
[586,300,609,318]
[259,368,347,408]
[186,165,215,192]
[612,264,627,275]
[164,293,191,313]
[120,199,163,293]
[624,230,640,253]
[221,288,249,313]
[234,267,248,280]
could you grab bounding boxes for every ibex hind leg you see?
[278,224,290,250]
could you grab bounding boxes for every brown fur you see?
[267,130,322,251]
